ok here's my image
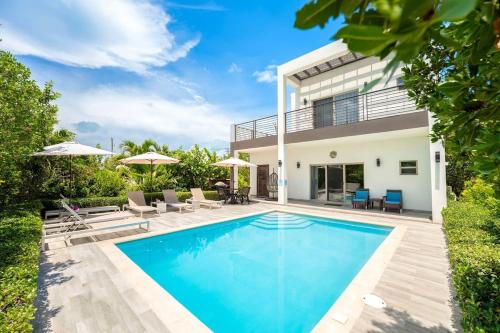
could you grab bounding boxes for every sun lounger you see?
[44,205,120,219]
[187,188,223,209]
[41,200,149,250]
[124,191,158,217]
[162,189,193,213]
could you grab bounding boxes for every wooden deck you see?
[34,202,461,333]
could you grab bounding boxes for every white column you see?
[277,70,288,205]
[428,111,447,223]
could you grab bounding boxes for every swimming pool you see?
[117,211,393,332]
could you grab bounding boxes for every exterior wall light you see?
[435,151,440,163]
[303,98,308,106]
[278,160,282,167]
[297,161,301,168]
[376,158,381,167]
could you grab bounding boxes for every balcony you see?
[232,85,426,148]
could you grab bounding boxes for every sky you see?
[0,0,341,152]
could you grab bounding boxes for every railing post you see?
[364,92,368,120]
[252,120,256,139]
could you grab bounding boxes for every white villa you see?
[230,41,447,222]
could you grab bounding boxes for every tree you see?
[295,0,500,186]
[0,51,59,204]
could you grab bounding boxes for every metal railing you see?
[233,85,417,141]
[234,114,278,142]
[286,85,417,133]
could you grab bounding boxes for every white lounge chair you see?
[44,195,121,219]
[42,200,149,250]
[124,191,158,217]
[187,188,223,209]
[162,189,193,213]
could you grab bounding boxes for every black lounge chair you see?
[238,186,251,204]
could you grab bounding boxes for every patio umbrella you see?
[120,152,179,192]
[32,141,115,198]
[212,157,256,190]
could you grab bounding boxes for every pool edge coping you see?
[98,207,406,332]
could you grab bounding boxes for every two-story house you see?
[230,41,447,222]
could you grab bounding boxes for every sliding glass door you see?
[311,163,364,204]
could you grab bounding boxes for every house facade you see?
[230,41,447,222]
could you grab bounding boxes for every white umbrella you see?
[212,157,256,190]
[120,152,179,192]
[32,141,115,198]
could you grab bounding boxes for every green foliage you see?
[443,192,499,332]
[40,191,218,211]
[0,202,43,333]
[89,169,127,197]
[446,153,475,196]
[294,0,500,186]
[0,51,59,205]
[461,179,499,213]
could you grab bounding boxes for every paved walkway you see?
[34,202,461,333]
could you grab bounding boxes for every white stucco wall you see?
[296,57,402,108]
[244,129,432,212]
[286,134,432,211]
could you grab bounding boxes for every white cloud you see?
[253,65,277,83]
[0,0,199,73]
[57,76,235,147]
[228,62,242,73]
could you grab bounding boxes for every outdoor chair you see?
[125,191,158,217]
[352,188,369,210]
[215,186,230,204]
[42,200,148,250]
[267,170,278,200]
[238,186,251,204]
[383,190,403,214]
[162,189,193,213]
[188,188,223,209]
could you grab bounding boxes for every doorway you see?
[257,165,269,197]
[311,163,364,204]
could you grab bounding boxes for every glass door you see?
[327,165,344,203]
[310,166,326,200]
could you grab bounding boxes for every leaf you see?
[336,24,397,55]
[295,0,341,29]
[437,81,464,97]
[437,0,477,21]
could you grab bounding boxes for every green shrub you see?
[443,199,499,332]
[40,191,219,211]
[89,169,127,197]
[461,179,499,214]
[0,202,43,333]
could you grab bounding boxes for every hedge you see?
[443,200,499,333]
[0,202,43,333]
[40,190,219,211]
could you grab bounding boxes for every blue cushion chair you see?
[383,190,403,214]
[352,189,369,210]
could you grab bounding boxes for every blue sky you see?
[0,0,341,152]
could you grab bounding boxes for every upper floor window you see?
[396,77,405,90]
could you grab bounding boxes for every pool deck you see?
[35,202,462,333]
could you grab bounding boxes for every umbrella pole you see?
[150,160,153,193]
[69,155,73,200]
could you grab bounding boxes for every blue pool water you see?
[117,212,392,332]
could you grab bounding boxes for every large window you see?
[335,90,359,124]
[312,97,334,129]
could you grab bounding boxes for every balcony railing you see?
[233,85,417,142]
[285,85,417,133]
[234,114,278,142]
